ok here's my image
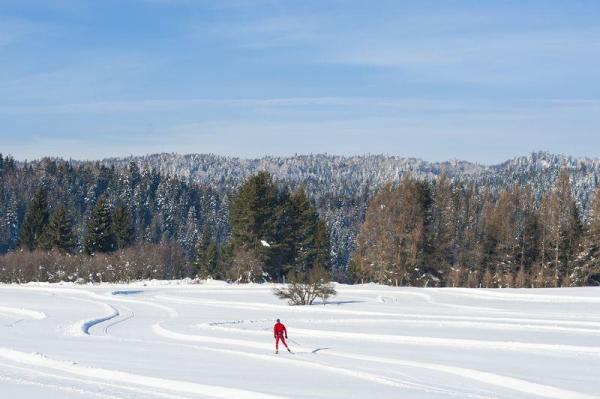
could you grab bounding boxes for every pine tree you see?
[193,226,211,277]
[113,203,134,250]
[43,206,76,253]
[180,207,199,255]
[19,188,50,251]
[228,174,331,281]
[272,188,297,275]
[205,241,220,278]
[314,219,331,270]
[289,186,320,274]
[85,196,116,254]
[229,171,279,277]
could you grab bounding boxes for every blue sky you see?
[1,0,599,163]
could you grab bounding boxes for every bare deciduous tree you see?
[227,247,263,283]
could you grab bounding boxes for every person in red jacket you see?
[273,318,291,354]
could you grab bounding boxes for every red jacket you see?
[274,322,287,338]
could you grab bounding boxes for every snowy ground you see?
[0,282,599,399]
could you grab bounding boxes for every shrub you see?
[273,265,336,306]
[227,247,263,283]
[0,242,190,284]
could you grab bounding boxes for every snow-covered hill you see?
[1,281,599,398]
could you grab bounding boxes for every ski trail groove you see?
[152,324,491,398]
[289,327,600,357]
[193,322,600,358]
[191,321,600,399]
[450,289,600,304]
[325,351,599,399]
[62,297,120,336]
[102,305,135,336]
[0,347,288,399]
[0,361,196,399]
[203,317,600,336]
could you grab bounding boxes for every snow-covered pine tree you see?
[85,196,116,254]
[18,188,50,251]
[113,203,135,250]
[43,205,76,253]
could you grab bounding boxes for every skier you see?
[273,318,291,354]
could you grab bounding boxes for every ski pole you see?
[287,338,302,347]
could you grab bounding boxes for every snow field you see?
[0,282,599,399]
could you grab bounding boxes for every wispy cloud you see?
[327,29,600,84]
[197,6,600,86]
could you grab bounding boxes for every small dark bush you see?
[273,265,336,306]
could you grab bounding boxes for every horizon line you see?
[4,150,599,168]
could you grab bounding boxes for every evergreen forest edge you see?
[1,153,600,287]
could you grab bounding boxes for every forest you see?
[350,171,600,287]
[1,153,599,286]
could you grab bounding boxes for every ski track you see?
[152,323,494,399]
[205,317,600,336]
[0,369,123,399]
[0,347,288,399]
[449,288,600,304]
[154,293,418,318]
[325,351,600,399]
[61,293,453,398]
[102,305,135,336]
[207,313,600,329]
[349,288,600,319]
[155,291,600,322]
[194,321,600,359]
[289,327,600,357]
[158,322,598,399]
[0,361,195,399]
[57,293,137,337]
[76,303,119,336]
[156,294,600,353]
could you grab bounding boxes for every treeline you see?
[350,169,600,287]
[106,151,600,270]
[4,153,600,287]
[0,154,225,283]
[0,155,226,255]
[0,163,329,283]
